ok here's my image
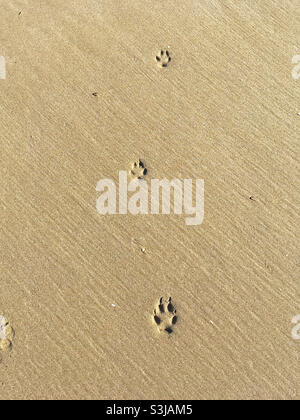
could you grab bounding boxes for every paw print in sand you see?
[0,316,15,352]
[130,160,148,180]
[156,50,172,68]
[153,297,178,334]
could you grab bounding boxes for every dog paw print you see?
[153,297,178,334]
[130,159,148,180]
[0,316,15,352]
[156,50,171,68]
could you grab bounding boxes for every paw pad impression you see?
[156,50,171,68]
[153,297,178,334]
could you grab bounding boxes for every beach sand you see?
[0,0,299,399]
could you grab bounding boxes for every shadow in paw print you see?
[153,297,178,334]
[156,50,172,68]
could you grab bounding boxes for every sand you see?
[0,0,299,400]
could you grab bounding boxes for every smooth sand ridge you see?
[0,0,299,399]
